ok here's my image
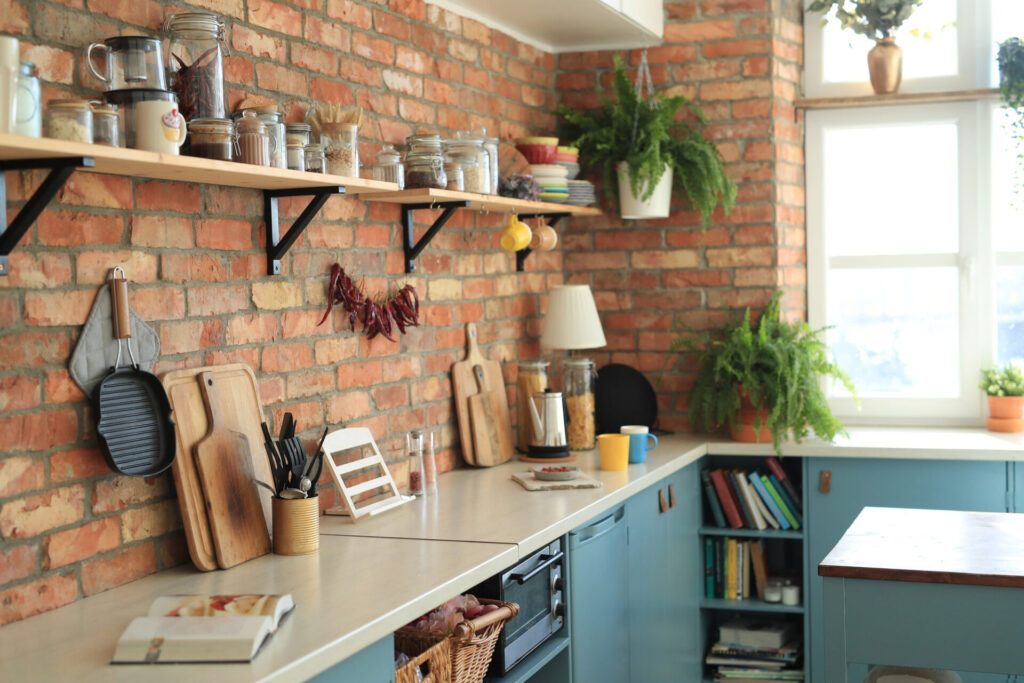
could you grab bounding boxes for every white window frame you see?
[807,101,994,426]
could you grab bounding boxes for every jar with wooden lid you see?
[322,122,358,177]
[517,361,549,452]
[90,102,121,147]
[305,143,326,173]
[564,357,596,451]
[236,110,270,166]
[187,117,235,161]
[45,100,93,143]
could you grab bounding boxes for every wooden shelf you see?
[0,133,398,194]
[700,526,803,540]
[796,87,1000,110]
[360,187,600,216]
[700,597,804,614]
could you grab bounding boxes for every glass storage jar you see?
[406,132,443,155]
[405,151,446,189]
[446,132,490,194]
[236,110,270,166]
[370,143,404,188]
[90,103,121,147]
[286,143,305,171]
[285,122,311,147]
[14,61,41,138]
[45,100,93,143]
[305,143,326,173]
[164,11,227,121]
[444,161,463,191]
[187,117,235,161]
[407,430,425,496]
[322,122,358,177]
[234,107,285,169]
[564,357,596,451]
[485,135,499,194]
[517,360,549,452]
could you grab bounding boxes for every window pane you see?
[998,266,1024,366]
[993,107,1024,252]
[992,0,1024,85]
[821,0,958,84]
[827,268,960,398]
[823,123,959,256]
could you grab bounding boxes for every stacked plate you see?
[553,146,580,180]
[530,164,569,203]
[566,180,596,206]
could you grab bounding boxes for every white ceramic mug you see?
[135,100,186,154]
[0,36,19,135]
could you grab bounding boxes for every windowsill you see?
[796,87,1000,110]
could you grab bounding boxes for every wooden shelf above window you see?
[796,88,1001,110]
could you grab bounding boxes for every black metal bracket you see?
[264,186,346,275]
[514,212,571,272]
[401,201,470,273]
[0,156,95,276]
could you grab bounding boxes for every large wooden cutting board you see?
[162,363,272,571]
[194,371,271,568]
[452,323,513,466]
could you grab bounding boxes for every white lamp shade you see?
[540,285,607,350]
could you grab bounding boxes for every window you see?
[805,0,1024,424]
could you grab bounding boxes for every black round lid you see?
[105,36,162,52]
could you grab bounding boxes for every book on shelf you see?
[725,538,737,600]
[727,470,755,528]
[761,475,800,530]
[720,618,797,649]
[709,469,744,529]
[714,537,725,598]
[705,537,716,598]
[111,594,295,664]
[702,468,728,528]
[749,540,767,600]
[707,630,804,682]
[768,473,802,526]
[748,472,790,530]
[749,483,780,530]
[736,472,767,530]
[766,456,802,514]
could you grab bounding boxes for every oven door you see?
[497,540,564,671]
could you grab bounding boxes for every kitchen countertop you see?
[1,426,1020,681]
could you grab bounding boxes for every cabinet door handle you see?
[658,488,668,513]
[668,483,676,509]
[819,469,831,494]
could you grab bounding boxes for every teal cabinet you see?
[308,635,395,683]
[569,505,630,683]
[626,465,702,682]
[806,457,1009,683]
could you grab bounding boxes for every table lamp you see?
[540,285,606,451]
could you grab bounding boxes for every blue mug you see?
[621,425,657,463]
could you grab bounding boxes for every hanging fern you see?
[558,53,736,224]
[670,293,857,454]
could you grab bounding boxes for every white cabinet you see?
[428,0,663,53]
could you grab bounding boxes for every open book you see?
[112,594,295,664]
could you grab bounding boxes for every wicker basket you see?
[395,599,519,683]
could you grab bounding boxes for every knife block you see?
[272,496,320,555]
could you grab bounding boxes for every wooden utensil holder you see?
[272,496,319,555]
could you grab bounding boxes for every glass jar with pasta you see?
[564,357,596,450]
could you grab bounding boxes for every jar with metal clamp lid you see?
[164,11,228,121]
[233,106,285,168]
[236,110,270,166]
[405,151,446,189]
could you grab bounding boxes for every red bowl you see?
[516,144,556,165]
[554,152,578,162]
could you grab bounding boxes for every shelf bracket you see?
[514,212,571,272]
[401,201,470,273]
[264,186,345,275]
[0,156,95,276]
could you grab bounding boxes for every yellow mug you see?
[597,433,630,471]
[500,214,532,252]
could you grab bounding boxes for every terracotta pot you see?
[730,386,773,443]
[868,38,902,94]
[986,417,1024,433]
[987,395,1024,420]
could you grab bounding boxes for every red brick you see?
[337,360,382,388]
[702,39,770,58]
[0,0,28,33]
[0,456,45,498]
[327,0,373,29]
[0,376,41,412]
[397,45,432,74]
[21,44,74,84]
[36,211,123,246]
[24,289,94,327]
[49,448,109,483]
[81,543,158,597]
[196,219,253,251]
[326,391,372,423]
[706,246,776,267]
[665,19,736,42]
[0,332,70,372]
[305,16,350,51]
[76,250,158,284]
[0,544,36,586]
[352,31,395,65]
[129,287,186,321]
[0,485,85,539]
[58,174,132,210]
[248,0,302,36]
[383,69,423,96]
[186,285,248,317]
[287,370,336,398]
[226,314,279,345]
[44,517,120,569]
[292,44,338,74]
[231,24,286,61]
[129,215,194,249]
[0,573,77,626]
[263,342,315,373]
[159,319,224,355]
[92,475,171,514]
[310,76,356,104]
[87,0,161,26]
[135,181,201,213]
[120,500,181,543]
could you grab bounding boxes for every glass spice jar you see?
[444,162,464,191]
[164,11,227,121]
[286,143,305,171]
[285,122,312,147]
[517,361,549,452]
[370,143,404,188]
[485,135,500,194]
[322,122,358,177]
[405,151,446,189]
[187,117,235,161]
[564,357,596,451]
[446,132,490,194]
[45,100,93,143]
[234,107,285,169]
[90,102,121,147]
[236,110,270,166]
[407,430,425,496]
[14,61,41,138]
[305,143,326,173]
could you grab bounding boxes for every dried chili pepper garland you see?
[318,263,419,342]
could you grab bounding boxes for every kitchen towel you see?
[511,471,603,491]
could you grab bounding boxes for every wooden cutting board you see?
[451,323,513,466]
[162,363,272,571]
[194,371,270,568]
[469,364,514,467]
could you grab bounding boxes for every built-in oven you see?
[472,538,565,676]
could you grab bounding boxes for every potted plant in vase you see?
[670,293,857,455]
[807,0,923,94]
[998,37,1024,186]
[979,364,1024,433]
[558,53,736,221]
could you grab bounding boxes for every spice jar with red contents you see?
[407,430,425,496]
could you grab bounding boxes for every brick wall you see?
[0,0,564,625]
[557,0,805,432]
[0,0,805,625]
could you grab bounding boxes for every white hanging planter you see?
[616,162,672,220]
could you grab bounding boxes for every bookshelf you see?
[697,454,809,682]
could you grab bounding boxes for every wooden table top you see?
[819,507,1024,588]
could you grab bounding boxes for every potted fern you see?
[558,53,735,221]
[670,293,856,454]
[999,37,1024,180]
[979,364,1024,433]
